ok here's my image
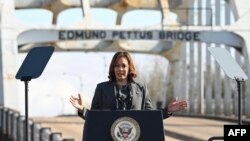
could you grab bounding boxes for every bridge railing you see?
[0,105,74,141]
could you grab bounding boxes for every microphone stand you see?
[122,102,126,110]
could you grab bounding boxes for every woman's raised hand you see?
[167,97,189,113]
[70,93,84,112]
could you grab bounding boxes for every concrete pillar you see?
[0,0,19,110]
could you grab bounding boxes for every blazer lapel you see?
[131,82,142,110]
[106,81,116,109]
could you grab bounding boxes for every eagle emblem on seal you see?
[111,117,140,141]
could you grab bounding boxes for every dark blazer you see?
[78,81,171,119]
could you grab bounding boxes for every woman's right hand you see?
[70,93,84,112]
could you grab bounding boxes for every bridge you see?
[1,0,250,140]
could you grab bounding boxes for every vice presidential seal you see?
[111,117,140,141]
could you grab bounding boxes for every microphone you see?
[119,93,127,101]
[117,90,127,110]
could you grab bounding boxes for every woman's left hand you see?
[167,97,189,113]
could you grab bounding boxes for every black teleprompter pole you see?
[25,80,28,141]
[23,78,31,141]
[16,47,54,141]
[235,77,245,125]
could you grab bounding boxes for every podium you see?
[83,110,165,141]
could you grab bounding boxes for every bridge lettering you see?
[58,30,200,41]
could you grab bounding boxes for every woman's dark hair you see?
[108,51,137,82]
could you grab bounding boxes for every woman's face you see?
[114,57,129,82]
